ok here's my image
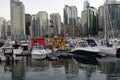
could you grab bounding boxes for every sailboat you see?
[99,2,120,57]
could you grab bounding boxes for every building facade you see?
[63,5,78,37]
[10,0,25,40]
[81,0,99,37]
[25,14,31,39]
[87,7,98,36]
[6,21,11,39]
[36,11,48,37]
[84,0,90,10]
[98,6,104,38]
[50,13,61,37]
[31,15,37,37]
[104,0,120,37]
[0,17,6,39]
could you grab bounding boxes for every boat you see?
[0,44,22,61]
[53,50,71,59]
[98,3,120,57]
[20,40,29,51]
[12,43,23,55]
[70,39,100,57]
[31,45,51,59]
[99,39,120,57]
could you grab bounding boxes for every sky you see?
[0,0,104,21]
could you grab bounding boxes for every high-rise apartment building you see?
[104,0,120,37]
[10,0,25,40]
[36,11,48,37]
[25,14,31,39]
[105,0,116,4]
[98,6,104,38]
[64,5,77,25]
[6,21,11,38]
[31,15,37,37]
[50,13,61,36]
[63,5,78,37]
[84,0,90,10]
[0,17,6,38]
[81,0,98,37]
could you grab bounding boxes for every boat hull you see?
[0,55,22,61]
[71,49,99,57]
[99,47,116,56]
[32,54,46,60]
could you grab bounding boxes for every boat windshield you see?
[12,44,21,49]
[32,45,44,50]
[76,42,88,47]
[86,39,97,47]
[114,41,120,47]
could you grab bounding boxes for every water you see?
[0,56,120,80]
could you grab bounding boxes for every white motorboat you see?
[12,43,23,55]
[99,40,120,57]
[0,45,22,61]
[31,45,51,59]
[98,3,120,57]
[70,39,100,57]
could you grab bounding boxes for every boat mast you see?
[104,2,114,41]
[104,3,107,41]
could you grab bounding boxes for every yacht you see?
[0,44,22,61]
[31,45,51,59]
[70,39,100,57]
[99,39,120,57]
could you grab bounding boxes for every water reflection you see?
[74,57,99,65]
[0,56,120,80]
[11,58,25,80]
[0,57,25,80]
[64,59,79,80]
[98,57,120,80]
[73,57,100,80]
[30,59,49,72]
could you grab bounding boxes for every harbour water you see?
[0,55,120,80]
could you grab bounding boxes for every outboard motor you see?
[116,48,120,58]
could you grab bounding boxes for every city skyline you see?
[0,0,104,21]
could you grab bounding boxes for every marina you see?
[0,38,120,80]
[1,0,120,80]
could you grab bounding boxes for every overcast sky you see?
[0,0,104,21]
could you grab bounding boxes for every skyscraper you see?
[81,0,98,37]
[0,17,6,38]
[64,5,71,25]
[105,0,116,4]
[0,17,7,39]
[84,0,90,10]
[31,15,37,37]
[50,13,61,36]
[64,5,77,25]
[36,11,48,37]
[63,5,78,37]
[25,14,31,39]
[10,0,25,40]
[104,0,120,37]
